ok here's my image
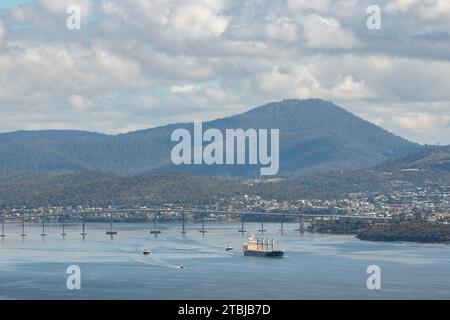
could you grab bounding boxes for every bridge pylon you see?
[1,218,5,237]
[294,215,305,233]
[180,212,187,235]
[61,215,67,237]
[199,213,207,236]
[150,213,161,235]
[80,214,87,239]
[279,215,285,233]
[40,214,47,237]
[106,214,117,238]
[20,214,26,237]
[258,215,266,233]
[238,214,246,234]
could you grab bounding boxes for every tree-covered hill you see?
[1,165,450,208]
[0,99,421,177]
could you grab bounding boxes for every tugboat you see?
[243,235,284,258]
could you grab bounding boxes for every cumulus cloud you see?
[385,0,450,29]
[287,0,330,12]
[0,44,145,96]
[0,0,450,144]
[10,0,92,31]
[329,76,375,100]
[385,0,417,13]
[170,85,200,94]
[255,65,375,102]
[386,0,450,20]
[302,15,362,49]
[265,17,299,43]
[38,0,92,15]
[68,95,92,110]
[169,2,229,39]
[392,113,435,131]
[99,0,229,42]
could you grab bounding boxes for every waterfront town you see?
[1,185,449,224]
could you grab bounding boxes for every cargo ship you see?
[243,235,284,258]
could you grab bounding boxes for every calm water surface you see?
[1,222,449,299]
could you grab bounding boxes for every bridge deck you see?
[0,208,390,221]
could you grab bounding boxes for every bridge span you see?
[0,207,390,239]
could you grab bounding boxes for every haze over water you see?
[1,222,450,300]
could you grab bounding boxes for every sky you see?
[0,0,30,9]
[0,0,450,144]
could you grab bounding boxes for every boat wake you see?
[131,249,181,269]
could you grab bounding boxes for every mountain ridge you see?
[0,98,422,176]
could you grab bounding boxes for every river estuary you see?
[0,222,449,299]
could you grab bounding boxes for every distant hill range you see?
[376,145,450,172]
[2,161,450,208]
[0,99,422,177]
[1,132,450,208]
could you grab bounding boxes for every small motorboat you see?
[177,265,185,269]
[225,245,234,251]
[142,248,151,255]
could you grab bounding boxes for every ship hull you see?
[243,250,284,258]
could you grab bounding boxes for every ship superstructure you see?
[243,235,284,257]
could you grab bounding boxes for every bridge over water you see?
[0,208,390,239]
